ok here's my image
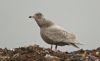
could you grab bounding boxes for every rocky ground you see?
[0,44,100,61]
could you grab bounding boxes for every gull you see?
[29,12,80,50]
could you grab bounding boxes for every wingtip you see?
[71,43,80,48]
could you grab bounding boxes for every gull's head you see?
[29,12,55,28]
[29,12,43,19]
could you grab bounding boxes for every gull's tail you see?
[75,42,84,45]
[74,39,84,45]
[71,43,80,48]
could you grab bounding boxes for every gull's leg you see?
[55,44,57,51]
[51,44,53,50]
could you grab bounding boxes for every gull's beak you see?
[29,16,32,18]
[29,16,35,18]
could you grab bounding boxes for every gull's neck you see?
[34,18,55,28]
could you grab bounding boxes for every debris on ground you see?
[0,44,99,61]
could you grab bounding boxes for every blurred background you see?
[0,0,100,52]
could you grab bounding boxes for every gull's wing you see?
[41,25,77,43]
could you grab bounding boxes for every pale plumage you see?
[29,12,80,50]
